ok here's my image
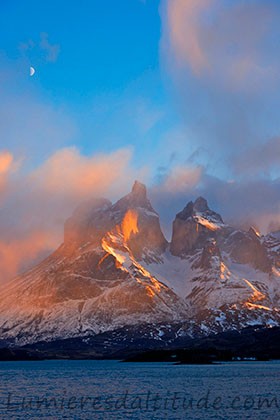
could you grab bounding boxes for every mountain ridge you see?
[1,180,280,346]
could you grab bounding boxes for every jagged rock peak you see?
[193,197,209,212]
[193,238,222,270]
[248,226,261,240]
[176,197,210,220]
[131,180,147,200]
[112,180,155,213]
[175,196,223,224]
[176,201,194,220]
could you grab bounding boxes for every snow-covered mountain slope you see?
[263,230,280,269]
[0,182,187,344]
[152,197,280,327]
[1,181,280,345]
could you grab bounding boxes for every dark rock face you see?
[264,230,280,269]
[64,180,167,257]
[224,229,271,272]
[170,217,200,256]
[194,238,222,270]
[112,180,154,213]
[128,214,168,260]
[170,197,223,256]
[112,180,168,258]
[193,197,209,213]
[176,201,194,221]
[170,198,271,272]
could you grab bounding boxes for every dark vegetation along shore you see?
[0,325,280,362]
[123,349,267,364]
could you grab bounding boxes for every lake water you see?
[0,360,280,419]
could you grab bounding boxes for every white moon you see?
[30,67,35,76]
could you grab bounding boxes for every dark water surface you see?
[0,359,280,419]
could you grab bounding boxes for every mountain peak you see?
[113,180,155,213]
[131,180,147,200]
[193,197,209,212]
[176,197,210,221]
[176,201,194,220]
[248,226,261,239]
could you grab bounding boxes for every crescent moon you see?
[30,67,35,77]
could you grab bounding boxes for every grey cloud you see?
[39,32,60,62]
[151,172,280,239]
[233,137,280,175]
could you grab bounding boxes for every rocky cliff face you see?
[0,182,280,345]
[223,227,271,272]
[111,181,168,260]
[170,197,224,256]
[64,181,167,258]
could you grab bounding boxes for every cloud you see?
[160,0,280,179]
[233,137,280,175]
[0,147,148,283]
[0,151,14,194]
[165,0,210,75]
[2,143,280,282]
[19,32,60,63]
[158,165,203,194]
[163,0,278,89]
[0,92,75,160]
[196,175,280,234]
[0,151,13,175]
[0,56,155,284]
[0,231,58,283]
[2,3,280,284]
[30,146,145,200]
[133,99,163,134]
[151,170,280,240]
[150,164,203,238]
[39,32,60,62]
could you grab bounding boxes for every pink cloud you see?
[0,151,13,175]
[161,165,202,193]
[165,0,211,74]
[30,147,141,199]
[0,151,14,194]
[0,231,59,282]
[163,0,278,90]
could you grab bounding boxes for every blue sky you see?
[0,0,184,173]
[2,0,265,182]
[1,0,160,91]
[2,0,280,180]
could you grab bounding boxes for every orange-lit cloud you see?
[30,147,142,200]
[0,147,148,283]
[161,165,202,193]
[0,151,14,194]
[0,151,13,175]
[0,231,58,282]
